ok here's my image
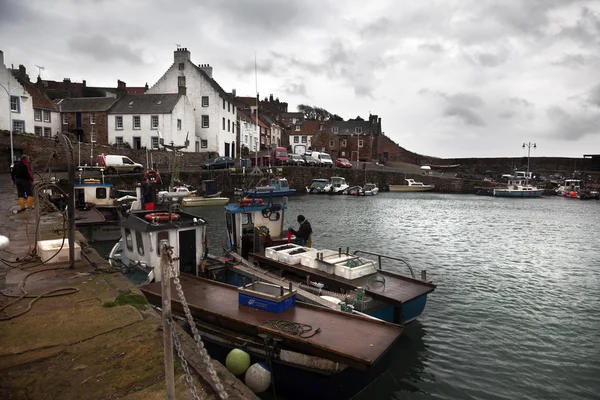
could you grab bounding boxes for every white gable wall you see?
[147,52,237,156]
[0,56,34,141]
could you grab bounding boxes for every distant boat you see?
[556,179,581,198]
[324,176,349,194]
[493,178,544,198]
[244,176,296,198]
[361,183,379,196]
[181,180,229,207]
[389,179,434,192]
[306,178,329,194]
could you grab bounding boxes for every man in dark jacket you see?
[11,155,34,212]
[289,215,313,247]
[142,177,156,210]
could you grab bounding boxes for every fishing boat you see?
[244,176,296,198]
[108,204,405,399]
[556,179,581,198]
[493,178,544,198]
[324,176,350,194]
[388,179,434,192]
[182,180,229,207]
[361,183,379,196]
[306,178,329,194]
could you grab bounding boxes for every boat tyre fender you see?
[144,212,181,223]
[262,208,272,218]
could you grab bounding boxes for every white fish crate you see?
[278,247,317,265]
[37,239,81,264]
[300,249,338,269]
[334,258,377,280]
[315,252,359,275]
[265,243,300,260]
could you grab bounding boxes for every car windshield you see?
[321,155,331,160]
[339,158,349,163]
[276,151,287,157]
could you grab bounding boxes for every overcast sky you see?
[1,0,599,158]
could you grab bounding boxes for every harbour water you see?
[96,193,600,399]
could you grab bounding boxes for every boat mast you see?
[255,52,258,168]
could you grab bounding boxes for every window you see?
[90,112,96,124]
[10,96,19,112]
[44,127,51,137]
[301,136,307,143]
[178,76,186,87]
[223,99,225,109]
[135,231,144,256]
[151,115,159,129]
[244,135,248,143]
[332,127,338,134]
[115,137,124,147]
[341,139,347,147]
[202,96,209,107]
[125,229,133,251]
[329,140,335,148]
[96,188,107,199]
[195,141,200,152]
[355,127,363,134]
[228,102,230,112]
[295,125,301,131]
[35,126,42,136]
[177,119,182,130]
[178,62,185,70]
[228,119,230,132]
[202,115,209,128]
[115,116,123,129]
[358,140,364,148]
[12,120,24,133]
[294,136,299,143]
[34,109,41,121]
[232,107,235,115]
[150,136,159,149]
[133,116,141,129]
[222,117,225,130]
[201,139,208,148]
[43,110,51,122]
[62,114,68,124]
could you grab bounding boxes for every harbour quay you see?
[0,174,257,400]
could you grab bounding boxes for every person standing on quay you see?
[11,155,35,212]
[142,177,156,210]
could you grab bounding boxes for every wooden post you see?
[421,270,427,282]
[161,241,175,399]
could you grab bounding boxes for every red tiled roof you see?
[251,115,269,129]
[21,80,57,111]
[292,120,321,135]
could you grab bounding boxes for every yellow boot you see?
[27,196,34,210]
[18,197,25,211]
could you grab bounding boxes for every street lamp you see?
[522,142,536,184]
[0,80,19,169]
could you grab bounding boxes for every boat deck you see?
[251,252,435,306]
[139,274,403,371]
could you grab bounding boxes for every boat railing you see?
[352,249,416,279]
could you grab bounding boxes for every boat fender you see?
[144,212,181,223]
[245,362,271,393]
[225,348,251,375]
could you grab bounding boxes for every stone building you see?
[55,97,118,144]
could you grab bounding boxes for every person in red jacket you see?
[11,155,35,212]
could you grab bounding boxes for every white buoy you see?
[225,348,251,375]
[0,235,9,251]
[244,362,271,393]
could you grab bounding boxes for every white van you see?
[96,154,144,174]
[311,152,334,168]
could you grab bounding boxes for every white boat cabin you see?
[74,180,116,207]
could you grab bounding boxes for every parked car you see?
[96,154,144,174]
[302,153,318,166]
[335,158,352,168]
[289,154,305,166]
[270,147,289,166]
[202,156,234,170]
[311,152,334,168]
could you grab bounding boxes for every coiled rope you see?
[261,320,321,339]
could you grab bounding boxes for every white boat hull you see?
[182,197,230,206]
[493,189,544,198]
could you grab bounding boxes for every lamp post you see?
[522,142,536,184]
[0,80,19,168]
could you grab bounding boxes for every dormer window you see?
[355,127,362,134]
[332,127,338,134]
[295,125,301,131]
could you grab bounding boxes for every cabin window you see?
[280,180,288,188]
[125,229,133,251]
[241,213,251,226]
[156,231,169,255]
[96,188,107,199]
[136,231,145,256]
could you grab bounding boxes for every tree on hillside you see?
[297,104,342,121]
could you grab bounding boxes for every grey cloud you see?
[499,111,516,119]
[0,0,36,24]
[241,59,276,75]
[444,106,486,126]
[440,92,485,108]
[67,34,144,64]
[560,7,600,47]
[281,83,307,97]
[551,53,598,68]
[419,42,444,53]
[587,83,600,107]
[475,52,506,67]
[508,97,534,108]
[547,106,600,140]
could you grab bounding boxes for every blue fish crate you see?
[238,281,297,313]
[238,293,296,313]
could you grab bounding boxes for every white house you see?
[146,48,237,157]
[289,120,321,155]
[238,110,258,153]
[0,51,33,139]
[108,94,195,151]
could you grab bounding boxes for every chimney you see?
[174,47,191,64]
[117,80,127,98]
[269,93,273,102]
[199,63,213,78]
[63,78,71,83]
[83,80,86,87]
[0,50,4,67]
[144,82,149,91]
[232,88,236,98]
